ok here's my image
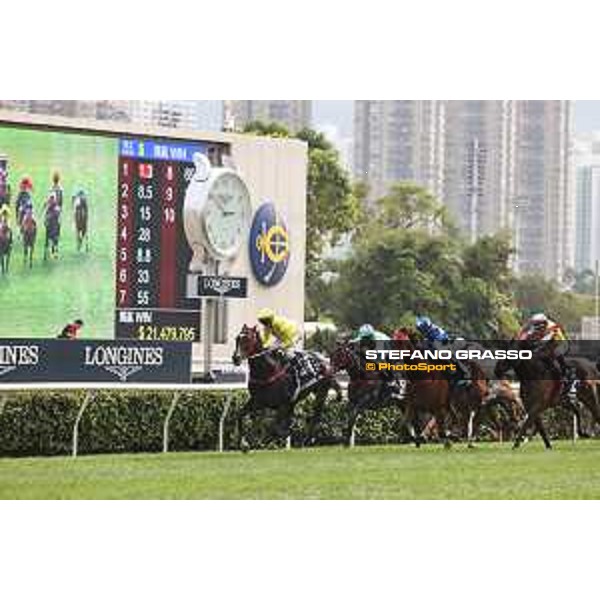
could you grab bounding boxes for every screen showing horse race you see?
[0,122,227,343]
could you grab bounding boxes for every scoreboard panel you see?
[0,121,228,343]
[115,139,224,342]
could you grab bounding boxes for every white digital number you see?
[137,184,153,200]
[137,270,150,284]
[137,290,150,306]
[164,207,175,224]
[138,227,151,242]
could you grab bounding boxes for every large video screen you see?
[0,122,227,341]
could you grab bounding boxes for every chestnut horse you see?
[20,209,36,269]
[448,359,490,447]
[232,324,342,451]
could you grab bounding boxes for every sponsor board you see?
[0,339,192,385]
[186,274,248,299]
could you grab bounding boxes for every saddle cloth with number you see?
[288,351,325,391]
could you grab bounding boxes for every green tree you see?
[327,183,520,338]
[514,274,596,333]
[463,231,514,291]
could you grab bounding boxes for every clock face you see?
[203,171,251,259]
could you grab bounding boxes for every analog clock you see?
[203,171,251,259]
[184,155,252,270]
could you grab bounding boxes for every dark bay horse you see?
[44,205,61,261]
[73,193,89,252]
[330,341,405,446]
[232,325,342,450]
[0,221,12,275]
[565,356,600,436]
[20,210,36,269]
[496,346,600,448]
[495,349,566,449]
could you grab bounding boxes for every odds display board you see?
[0,121,227,343]
[0,121,231,385]
[115,138,207,342]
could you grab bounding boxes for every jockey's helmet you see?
[53,171,61,184]
[358,324,375,339]
[258,308,275,325]
[529,313,549,332]
[454,337,468,350]
[20,177,32,191]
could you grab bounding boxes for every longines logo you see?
[204,277,240,295]
[0,345,39,377]
[84,345,164,382]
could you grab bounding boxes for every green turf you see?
[1,440,600,499]
[0,125,117,338]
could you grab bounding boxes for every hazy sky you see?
[574,101,600,132]
[313,100,600,140]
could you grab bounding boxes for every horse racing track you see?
[2,440,600,499]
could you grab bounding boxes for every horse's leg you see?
[563,396,588,438]
[398,401,420,447]
[534,415,552,450]
[273,402,294,445]
[344,402,360,447]
[304,385,328,446]
[344,390,368,448]
[513,408,538,449]
[434,407,452,449]
[466,409,477,448]
[577,383,600,435]
[237,400,252,452]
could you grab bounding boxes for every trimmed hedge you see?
[0,389,595,457]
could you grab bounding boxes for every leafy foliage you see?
[326,182,520,338]
[513,274,597,332]
[0,389,589,458]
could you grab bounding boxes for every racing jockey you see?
[517,313,573,396]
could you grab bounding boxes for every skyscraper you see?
[442,101,515,242]
[574,133,600,273]
[352,100,574,280]
[226,100,312,132]
[512,101,573,280]
[353,100,444,202]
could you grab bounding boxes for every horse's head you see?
[232,324,263,366]
[330,340,357,373]
[494,339,525,380]
[392,327,412,341]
